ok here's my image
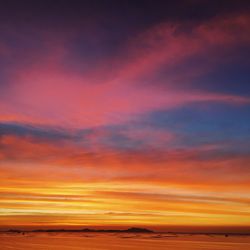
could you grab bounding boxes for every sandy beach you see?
[1,233,250,250]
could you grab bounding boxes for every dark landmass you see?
[3,228,250,236]
[6,227,154,234]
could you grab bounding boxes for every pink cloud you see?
[0,14,249,128]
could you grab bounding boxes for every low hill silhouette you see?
[7,227,154,233]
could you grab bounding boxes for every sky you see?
[0,0,250,233]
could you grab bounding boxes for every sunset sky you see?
[0,0,250,233]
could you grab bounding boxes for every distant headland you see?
[6,227,154,234]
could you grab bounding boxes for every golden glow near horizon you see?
[0,177,250,228]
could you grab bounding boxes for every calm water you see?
[1,232,250,250]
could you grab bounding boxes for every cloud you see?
[1,129,250,191]
[0,14,249,128]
